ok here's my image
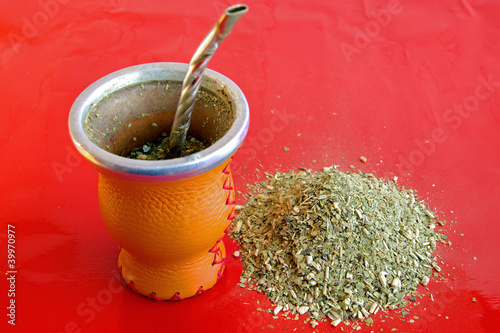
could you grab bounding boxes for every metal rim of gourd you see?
[68,62,249,182]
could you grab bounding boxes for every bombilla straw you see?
[168,4,248,158]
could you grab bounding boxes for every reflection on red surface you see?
[1,0,499,332]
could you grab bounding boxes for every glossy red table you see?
[1,0,499,332]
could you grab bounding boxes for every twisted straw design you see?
[168,4,248,157]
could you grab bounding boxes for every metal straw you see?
[168,4,248,157]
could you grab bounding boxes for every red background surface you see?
[1,0,499,332]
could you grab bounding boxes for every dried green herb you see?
[231,167,447,327]
[126,133,207,160]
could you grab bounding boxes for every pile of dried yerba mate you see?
[231,167,447,328]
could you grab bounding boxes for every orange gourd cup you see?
[69,63,249,300]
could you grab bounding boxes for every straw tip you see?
[226,4,249,15]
